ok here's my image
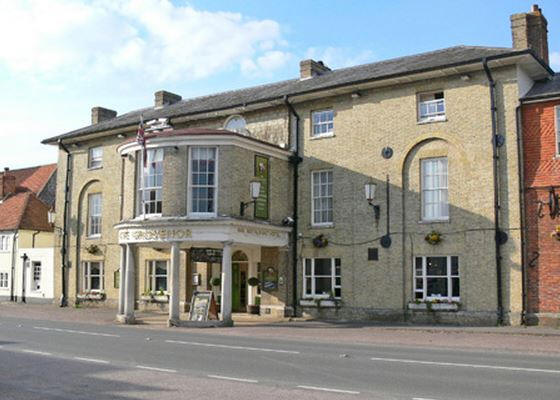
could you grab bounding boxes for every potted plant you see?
[424,230,442,245]
[140,289,153,302]
[153,289,169,302]
[247,277,260,314]
[210,277,221,287]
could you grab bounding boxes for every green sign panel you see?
[254,155,269,219]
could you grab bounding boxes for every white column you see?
[117,245,126,316]
[123,244,135,323]
[247,259,257,306]
[220,242,233,322]
[168,242,181,325]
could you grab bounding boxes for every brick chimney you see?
[91,107,117,124]
[300,59,331,80]
[154,90,182,108]
[0,168,16,198]
[510,4,549,64]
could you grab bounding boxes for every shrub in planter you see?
[247,277,260,287]
[210,277,221,287]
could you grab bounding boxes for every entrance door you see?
[232,251,249,312]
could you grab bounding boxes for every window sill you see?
[418,219,449,224]
[87,166,103,171]
[310,134,335,140]
[408,302,459,311]
[300,299,341,308]
[417,117,447,125]
[310,223,334,229]
[86,235,101,240]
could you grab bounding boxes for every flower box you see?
[408,302,459,311]
[140,294,169,303]
[77,292,105,301]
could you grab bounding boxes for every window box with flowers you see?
[77,291,105,301]
[408,299,460,312]
[140,290,169,303]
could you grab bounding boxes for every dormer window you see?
[224,115,248,134]
[418,91,445,122]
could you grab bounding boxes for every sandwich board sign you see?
[189,291,219,321]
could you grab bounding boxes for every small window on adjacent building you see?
[137,148,164,216]
[421,157,449,221]
[148,260,168,293]
[32,262,41,291]
[303,258,341,298]
[311,109,334,137]
[312,170,333,226]
[0,272,9,288]
[88,193,102,237]
[84,261,104,292]
[224,115,248,134]
[88,146,103,169]
[418,91,445,122]
[0,235,9,251]
[189,147,217,216]
[414,256,459,301]
[555,106,560,156]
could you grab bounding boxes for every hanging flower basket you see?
[312,234,329,248]
[85,244,100,254]
[551,226,560,241]
[425,230,442,245]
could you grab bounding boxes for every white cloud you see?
[241,50,292,76]
[550,51,560,72]
[0,0,290,82]
[304,47,375,69]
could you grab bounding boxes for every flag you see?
[136,115,147,167]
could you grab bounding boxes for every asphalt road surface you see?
[0,315,559,399]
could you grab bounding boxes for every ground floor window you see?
[148,260,168,293]
[414,256,459,301]
[0,272,8,288]
[32,262,41,291]
[303,258,341,298]
[83,261,104,292]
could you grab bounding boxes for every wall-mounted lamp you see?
[365,182,380,222]
[48,209,56,225]
[240,180,261,216]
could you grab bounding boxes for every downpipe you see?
[58,139,71,307]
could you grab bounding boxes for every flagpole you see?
[138,115,146,218]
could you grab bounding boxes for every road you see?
[0,315,559,399]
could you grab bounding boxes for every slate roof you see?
[523,73,560,100]
[43,45,539,144]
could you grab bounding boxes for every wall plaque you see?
[254,155,269,220]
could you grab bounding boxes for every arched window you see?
[232,250,248,262]
[224,115,248,134]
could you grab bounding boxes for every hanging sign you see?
[189,291,219,321]
[190,248,223,263]
[262,266,278,291]
[254,155,269,220]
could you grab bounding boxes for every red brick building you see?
[521,74,560,326]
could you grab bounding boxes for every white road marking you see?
[34,326,119,338]
[165,339,300,354]
[207,375,258,383]
[413,398,439,400]
[136,365,177,373]
[73,357,110,364]
[370,356,560,374]
[297,385,360,395]
[20,349,52,356]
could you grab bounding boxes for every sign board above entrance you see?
[190,248,223,263]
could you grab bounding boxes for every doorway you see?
[232,251,248,312]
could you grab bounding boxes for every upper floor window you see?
[303,258,341,299]
[0,235,9,251]
[88,193,102,237]
[421,157,448,221]
[137,149,164,216]
[418,91,445,122]
[189,147,217,216]
[555,106,560,156]
[311,109,334,138]
[414,256,459,301]
[147,260,168,293]
[88,146,103,169]
[312,170,333,226]
[83,261,104,292]
[224,115,248,134]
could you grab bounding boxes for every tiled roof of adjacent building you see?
[43,45,540,144]
[11,164,57,195]
[523,73,560,100]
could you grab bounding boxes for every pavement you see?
[1,304,560,400]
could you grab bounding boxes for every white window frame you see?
[83,261,104,292]
[87,193,102,237]
[311,170,333,226]
[421,157,449,221]
[414,256,459,302]
[418,91,446,122]
[224,115,249,134]
[303,258,341,299]
[311,109,334,138]
[32,261,41,291]
[88,146,103,169]
[555,106,560,157]
[0,272,9,289]
[188,146,218,218]
[137,148,164,216]
[0,235,10,252]
[147,260,168,293]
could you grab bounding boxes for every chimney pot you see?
[91,107,117,125]
[510,5,549,64]
[299,59,331,80]
[0,168,15,197]
[154,90,182,108]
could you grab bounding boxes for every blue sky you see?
[0,0,558,168]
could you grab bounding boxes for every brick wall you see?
[522,100,560,326]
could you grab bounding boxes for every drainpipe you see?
[515,105,528,324]
[284,95,302,317]
[9,232,18,301]
[31,230,41,248]
[58,139,71,307]
[482,58,504,325]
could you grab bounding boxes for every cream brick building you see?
[43,6,554,325]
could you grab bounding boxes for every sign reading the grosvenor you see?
[254,155,269,220]
[119,228,192,242]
